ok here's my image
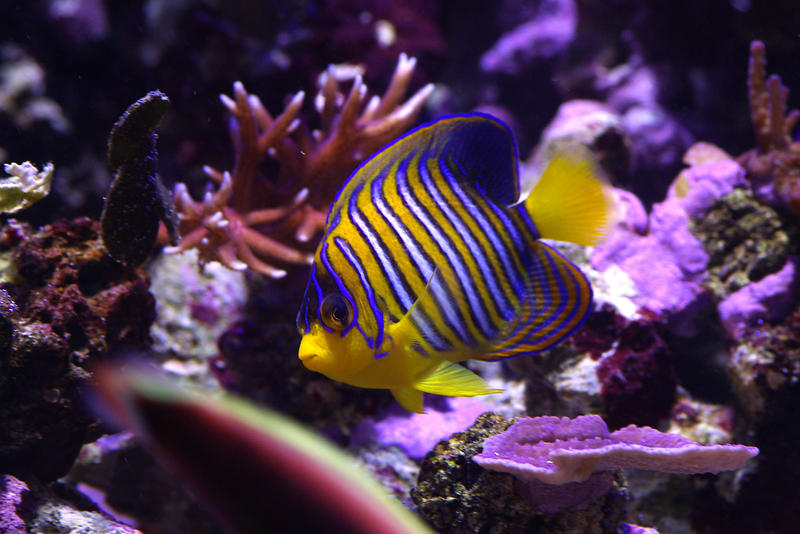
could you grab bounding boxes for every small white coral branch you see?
[0,161,54,213]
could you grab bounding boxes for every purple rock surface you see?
[667,159,748,219]
[513,471,614,514]
[0,475,29,534]
[591,156,747,333]
[480,0,576,75]
[591,191,708,328]
[618,524,660,534]
[622,103,693,173]
[718,257,800,337]
[351,396,491,460]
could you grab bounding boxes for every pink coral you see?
[473,414,757,485]
[166,54,433,277]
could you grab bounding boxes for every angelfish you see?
[296,113,613,413]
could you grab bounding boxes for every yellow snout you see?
[298,334,324,369]
[297,324,374,383]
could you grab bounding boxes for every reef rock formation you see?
[0,218,155,480]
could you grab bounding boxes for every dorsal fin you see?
[329,113,521,218]
[431,114,521,205]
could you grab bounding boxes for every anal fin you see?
[391,387,425,413]
[413,361,501,397]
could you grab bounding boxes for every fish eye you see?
[320,293,353,331]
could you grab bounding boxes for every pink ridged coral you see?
[473,415,758,508]
[474,415,758,485]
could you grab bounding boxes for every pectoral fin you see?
[413,361,501,397]
[391,387,425,414]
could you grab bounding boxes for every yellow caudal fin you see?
[413,361,501,397]
[524,149,616,245]
[391,387,425,413]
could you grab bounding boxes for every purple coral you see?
[590,152,746,335]
[473,415,757,512]
[480,0,577,75]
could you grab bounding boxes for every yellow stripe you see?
[428,156,516,331]
[398,151,473,347]
[372,161,462,347]
[405,151,487,343]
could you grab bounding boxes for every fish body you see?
[296,113,613,412]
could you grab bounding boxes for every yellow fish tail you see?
[525,150,615,246]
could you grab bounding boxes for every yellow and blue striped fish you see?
[297,113,613,413]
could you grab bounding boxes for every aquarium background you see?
[1,1,800,533]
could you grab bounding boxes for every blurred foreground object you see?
[93,364,434,534]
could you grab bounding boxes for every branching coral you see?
[739,41,800,213]
[747,41,799,154]
[167,54,434,277]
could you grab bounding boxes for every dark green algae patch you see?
[691,188,798,300]
[101,90,178,267]
[411,413,628,534]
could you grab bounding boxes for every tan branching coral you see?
[739,41,800,213]
[747,41,800,153]
[167,54,434,277]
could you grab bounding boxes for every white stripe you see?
[396,161,478,343]
[425,159,513,325]
[349,186,415,310]
[443,159,519,306]
[415,160,495,338]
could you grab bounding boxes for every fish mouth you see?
[298,351,318,363]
